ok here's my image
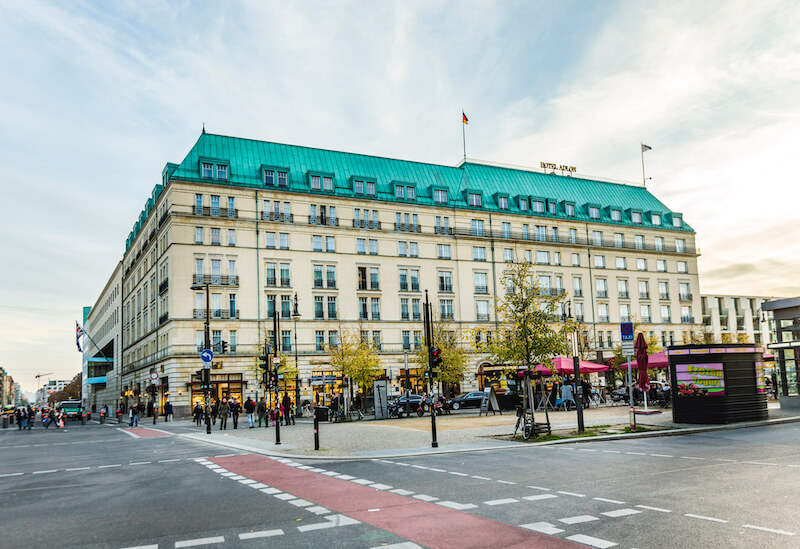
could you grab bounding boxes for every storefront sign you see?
[675,363,725,396]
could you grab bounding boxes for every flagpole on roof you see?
[462,109,467,162]
[641,143,652,186]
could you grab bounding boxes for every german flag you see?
[462,111,469,125]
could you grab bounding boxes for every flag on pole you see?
[76,321,85,352]
[462,111,469,125]
[641,143,652,152]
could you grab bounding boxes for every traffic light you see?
[259,355,269,370]
[432,347,443,368]
[221,340,229,354]
[197,368,211,391]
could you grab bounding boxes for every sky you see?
[1,0,798,392]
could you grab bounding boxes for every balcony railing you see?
[435,226,454,235]
[281,277,291,287]
[400,283,408,291]
[412,312,421,321]
[193,274,239,286]
[441,313,454,320]
[681,316,693,324]
[574,289,583,297]
[401,313,410,321]
[475,285,489,294]
[618,316,630,323]
[439,284,453,293]
[541,288,566,297]
[352,219,382,230]
[599,316,610,323]
[394,223,421,233]
[372,312,380,320]
[639,292,650,300]
[308,215,338,226]
[193,205,238,218]
[680,293,693,301]
[597,291,608,298]
[641,316,652,323]
[476,313,490,321]
[266,277,277,287]
[618,291,629,299]
[159,312,168,325]
[662,317,671,324]
[660,293,670,300]
[159,278,169,295]
[193,309,240,319]
[263,211,294,223]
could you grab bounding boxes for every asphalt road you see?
[1,418,798,548]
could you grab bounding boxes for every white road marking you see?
[249,483,268,489]
[261,488,282,495]
[289,498,313,507]
[309,468,326,473]
[0,472,24,477]
[159,459,180,463]
[98,464,121,469]
[297,514,359,532]
[523,494,558,501]
[742,524,795,536]
[650,454,673,458]
[559,515,599,525]
[428,468,446,472]
[378,459,394,464]
[521,522,564,535]
[601,508,641,518]
[306,505,330,515]
[497,480,516,484]
[239,479,256,485]
[557,491,586,497]
[565,534,617,548]
[216,454,235,458]
[33,470,58,474]
[714,458,737,462]
[437,501,478,510]
[296,465,313,470]
[221,472,236,477]
[352,478,374,485]
[625,452,647,456]
[680,456,705,460]
[337,475,356,480]
[117,428,140,439]
[238,529,283,539]
[684,513,728,523]
[395,462,410,467]
[370,543,423,549]
[636,505,672,513]
[527,486,551,491]
[274,493,296,501]
[411,465,430,470]
[483,498,519,506]
[742,461,777,466]
[322,471,340,476]
[788,464,800,468]
[413,494,438,502]
[175,536,225,547]
[369,483,392,490]
[602,450,621,454]
[368,508,380,512]
[129,461,151,466]
[580,448,597,452]
[229,475,245,480]
[390,488,415,496]
[448,471,468,477]
[594,497,626,504]
[471,475,491,480]
[120,545,158,549]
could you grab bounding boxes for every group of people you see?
[192,394,296,430]
[12,407,66,429]
[126,400,174,427]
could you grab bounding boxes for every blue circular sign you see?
[201,349,214,363]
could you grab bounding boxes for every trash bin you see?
[2,416,8,429]
[314,406,329,422]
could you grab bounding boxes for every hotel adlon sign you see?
[540,161,576,173]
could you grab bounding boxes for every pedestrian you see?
[165,401,174,422]
[45,407,56,429]
[27,406,34,430]
[257,398,267,427]
[329,393,339,423]
[281,393,292,426]
[244,397,255,428]
[218,398,230,430]
[131,405,140,427]
[230,399,241,429]
[15,407,22,429]
[193,402,203,425]
[211,400,218,425]
[354,392,362,413]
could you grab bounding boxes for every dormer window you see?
[202,163,213,179]
[498,196,508,210]
[519,198,528,211]
[354,180,364,195]
[216,165,228,180]
[672,216,682,228]
[365,181,376,197]
[277,171,287,187]
[589,206,600,219]
[407,186,415,200]
[565,203,575,217]
[652,213,662,226]
[532,200,545,213]
[310,175,321,190]
[611,209,622,222]
[548,201,556,215]
[434,189,448,204]
[323,176,333,192]
[264,170,275,185]
[632,211,642,224]
[468,193,482,207]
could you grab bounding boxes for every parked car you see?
[449,391,485,410]
[388,394,424,418]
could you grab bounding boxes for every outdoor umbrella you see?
[535,356,609,375]
[631,351,669,369]
[634,333,650,409]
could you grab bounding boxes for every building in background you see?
[0,367,13,406]
[85,132,701,417]
[762,297,800,404]
[700,294,777,345]
[36,379,71,404]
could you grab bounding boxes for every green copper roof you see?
[126,132,691,252]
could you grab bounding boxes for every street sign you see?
[620,322,634,342]
[201,349,214,363]
[149,371,159,381]
[273,357,281,364]
[622,341,635,356]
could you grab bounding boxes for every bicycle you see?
[514,406,534,440]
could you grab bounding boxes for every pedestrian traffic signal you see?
[221,340,229,354]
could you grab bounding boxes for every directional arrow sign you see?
[201,349,214,363]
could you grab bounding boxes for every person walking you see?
[244,397,255,429]
[165,401,174,422]
[27,406,34,430]
[257,398,267,427]
[45,407,56,429]
[281,394,292,426]
[210,400,218,425]
[218,398,230,430]
[230,399,241,429]
[193,402,203,425]
[329,393,339,423]
[130,405,139,427]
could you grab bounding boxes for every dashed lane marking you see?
[636,505,672,513]
[412,494,438,502]
[448,471,468,477]
[428,468,446,472]
[557,491,585,497]
[120,545,158,549]
[650,454,673,458]
[174,536,225,547]
[394,462,410,466]
[436,501,478,510]
[497,480,516,484]
[742,461,777,466]
[158,458,181,463]
[625,452,647,456]
[520,522,564,535]
[742,525,795,536]
[593,497,625,504]
[66,467,90,471]
[684,513,728,523]
[680,456,705,460]
[527,486,551,491]
[129,462,151,466]
[98,464,121,469]
[559,515,599,525]
[0,472,24,477]
[32,470,58,474]
[390,489,414,496]
[471,475,491,480]
[600,508,641,518]
[297,513,360,532]
[483,498,519,506]
[523,494,558,501]
[565,534,617,548]
[238,529,284,539]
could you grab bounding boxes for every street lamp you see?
[190,282,212,434]
[293,293,300,418]
[563,299,584,433]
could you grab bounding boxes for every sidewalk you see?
[175,402,798,458]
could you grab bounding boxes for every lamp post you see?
[272,305,281,445]
[563,300,584,433]
[293,293,300,418]
[190,282,212,434]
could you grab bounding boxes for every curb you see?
[178,414,800,461]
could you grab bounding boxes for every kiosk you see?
[668,344,768,424]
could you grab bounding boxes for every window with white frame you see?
[228,229,236,246]
[325,236,335,252]
[655,236,664,251]
[195,227,203,244]
[437,244,451,259]
[651,213,662,226]
[673,216,682,228]
[632,211,642,224]
[616,257,626,269]
[677,261,688,273]
[611,209,621,221]
[357,238,366,255]
[565,203,575,217]
[594,255,606,268]
[504,248,515,262]
[434,189,448,204]
[637,258,647,271]
[675,239,686,253]
[519,198,528,211]
[473,246,486,261]
[592,230,603,246]
[536,251,550,265]
[589,206,600,219]
[553,252,561,265]
[618,279,629,298]
[310,175,321,190]
[468,193,482,207]
[571,253,580,267]
[498,196,509,210]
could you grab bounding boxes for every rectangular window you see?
[357,238,366,255]
[434,189,448,204]
[592,230,603,246]
[395,185,405,199]
[569,228,577,244]
[535,226,547,241]
[216,164,227,180]
[412,298,421,320]
[411,269,420,291]
[532,200,545,213]
[265,263,276,286]
[611,209,621,221]
[616,257,626,270]
[536,251,550,265]
[228,229,236,246]
[681,306,692,323]
[498,196,508,210]
[327,297,337,319]
[571,253,580,267]
[326,265,336,288]
[407,186,415,200]
[639,280,649,299]
[202,163,213,178]
[502,222,511,239]
[210,195,220,216]
[312,235,322,252]
[372,331,381,349]
[594,255,606,268]
[655,236,664,251]
[409,242,418,257]
[632,211,642,224]
[401,298,409,321]
[679,282,691,300]
[661,305,671,324]
[614,233,624,247]
[280,263,290,287]
[315,330,325,351]
[437,244,451,259]
[195,227,203,244]
[365,181,375,196]
[369,267,380,290]
[310,175,321,190]
[359,297,368,320]
[264,169,274,185]
[323,176,333,192]
[652,213,662,226]
[468,193,482,207]
[596,278,608,298]
[325,236,335,252]
[618,279,629,298]
[440,299,454,320]
[328,331,339,348]
[313,265,323,288]
[522,225,529,240]
[402,330,411,350]
[565,203,575,217]
[438,271,453,292]
[474,272,488,294]
[369,239,378,255]
[354,180,364,195]
[598,304,609,323]
[677,261,688,273]
[281,296,291,319]
[675,239,686,253]
[211,228,221,246]
[620,304,631,322]
[279,233,289,250]
[659,281,669,299]
[553,251,561,265]
[264,232,275,249]
[472,219,484,237]
[371,297,380,319]
[637,258,647,271]
[657,260,667,272]
[634,235,644,249]
[548,201,556,215]
[589,206,600,219]
[397,241,407,257]
[525,250,532,263]
[476,300,490,321]
[673,216,682,228]
[277,171,288,187]
[504,248,514,262]
[399,269,408,291]
[519,198,528,211]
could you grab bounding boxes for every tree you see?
[326,329,383,394]
[720,333,733,344]
[736,332,752,344]
[48,373,81,404]
[412,314,470,392]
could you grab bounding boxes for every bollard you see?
[313,409,320,451]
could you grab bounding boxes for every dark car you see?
[448,391,485,410]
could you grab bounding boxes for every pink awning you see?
[630,351,669,369]
[536,356,609,375]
